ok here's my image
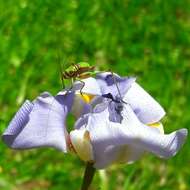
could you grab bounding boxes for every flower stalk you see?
[81,162,96,190]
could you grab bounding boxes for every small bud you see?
[70,129,94,162]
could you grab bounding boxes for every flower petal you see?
[2,92,74,152]
[71,93,91,118]
[103,144,144,166]
[121,105,188,159]
[123,82,166,124]
[96,72,135,98]
[2,100,33,146]
[72,77,102,95]
[75,104,187,169]
[76,108,136,168]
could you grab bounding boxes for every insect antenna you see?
[56,47,66,89]
[54,25,67,90]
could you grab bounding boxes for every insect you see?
[60,62,96,95]
[62,62,95,80]
[102,93,120,103]
[102,72,128,104]
[100,73,130,123]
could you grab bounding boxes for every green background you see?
[0,0,190,189]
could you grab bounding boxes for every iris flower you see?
[69,72,188,168]
[2,72,187,170]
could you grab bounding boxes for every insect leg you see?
[67,77,75,92]
[77,79,85,96]
[110,71,129,105]
[110,71,122,99]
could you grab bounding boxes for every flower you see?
[2,72,188,170]
[68,72,187,169]
[71,103,187,169]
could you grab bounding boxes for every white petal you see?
[123,82,166,124]
[104,145,144,165]
[73,77,102,95]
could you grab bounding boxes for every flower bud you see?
[70,129,94,162]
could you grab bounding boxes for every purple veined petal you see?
[55,91,74,112]
[123,82,166,124]
[138,128,187,158]
[74,101,108,130]
[2,100,34,146]
[57,90,91,118]
[95,72,136,98]
[121,105,188,159]
[78,104,187,169]
[2,91,75,152]
[83,108,138,169]
[57,78,101,119]
[92,98,108,113]
[87,106,146,168]
[74,113,90,130]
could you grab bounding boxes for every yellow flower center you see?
[79,93,95,103]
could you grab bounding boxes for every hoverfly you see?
[62,62,95,80]
[60,62,96,95]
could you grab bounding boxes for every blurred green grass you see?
[0,0,190,189]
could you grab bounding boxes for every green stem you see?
[81,162,96,190]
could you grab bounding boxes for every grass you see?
[0,0,190,189]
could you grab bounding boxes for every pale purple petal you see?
[75,104,187,169]
[2,100,34,146]
[121,105,187,158]
[2,92,74,152]
[77,108,137,168]
[96,72,135,98]
[57,90,91,118]
[123,82,166,124]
